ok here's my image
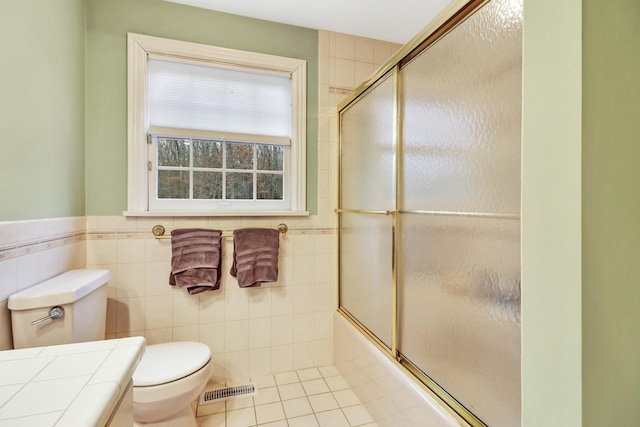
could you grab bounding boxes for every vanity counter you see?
[0,336,145,426]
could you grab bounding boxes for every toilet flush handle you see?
[31,306,65,325]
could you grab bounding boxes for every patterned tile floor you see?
[197,366,376,427]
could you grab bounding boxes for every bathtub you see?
[333,313,462,427]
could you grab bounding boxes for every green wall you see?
[582,1,640,425]
[85,0,318,215]
[521,0,583,425]
[0,0,86,221]
[522,0,640,424]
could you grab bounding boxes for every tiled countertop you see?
[0,337,145,426]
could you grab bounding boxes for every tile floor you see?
[197,366,376,427]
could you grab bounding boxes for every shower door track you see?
[336,208,520,220]
[335,208,395,215]
[400,210,520,220]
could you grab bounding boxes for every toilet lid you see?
[133,342,211,386]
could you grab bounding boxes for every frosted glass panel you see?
[339,213,393,347]
[398,0,522,425]
[399,214,520,426]
[401,0,522,214]
[340,75,395,211]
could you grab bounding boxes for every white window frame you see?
[125,33,307,216]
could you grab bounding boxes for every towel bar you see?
[151,223,288,240]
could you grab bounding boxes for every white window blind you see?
[148,58,292,139]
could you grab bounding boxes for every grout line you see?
[213,369,369,427]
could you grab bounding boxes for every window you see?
[150,134,287,211]
[126,33,307,215]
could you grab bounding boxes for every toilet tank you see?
[8,269,111,349]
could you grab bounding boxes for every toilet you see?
[132,341,211,427]
[7,269,211,427]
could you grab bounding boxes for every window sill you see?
[123,210,310,217]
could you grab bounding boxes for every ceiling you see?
[165,0,454,44]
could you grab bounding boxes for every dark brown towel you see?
[169,228,222,294]
[230,228,279,288]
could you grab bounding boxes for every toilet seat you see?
[133,342,211,387]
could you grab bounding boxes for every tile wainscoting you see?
[0,217,87,350]
[0,215,338,385]
[85,216,337,383]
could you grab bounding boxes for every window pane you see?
[194,171,222,199]
[226,172,253,199]
[157,138,190,167]
[227,142,254,169]
[158,170,189,199]
[193,139,222,168]
[257,174,283,200]
[257,145,284,171]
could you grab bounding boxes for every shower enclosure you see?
[337,0,522,426]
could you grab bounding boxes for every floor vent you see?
[199,383,258,405]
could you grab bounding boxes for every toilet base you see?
[132,355,211,427]
[133,404,197,427]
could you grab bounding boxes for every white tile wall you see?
[0,217,86,350]
[82,224,337,383]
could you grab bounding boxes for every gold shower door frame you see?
[336,0,520,426]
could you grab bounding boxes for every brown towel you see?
[230,228,280,288]
[169,228,222,294]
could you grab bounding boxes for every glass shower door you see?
[398,0,523,425]
[339,74,395,348]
